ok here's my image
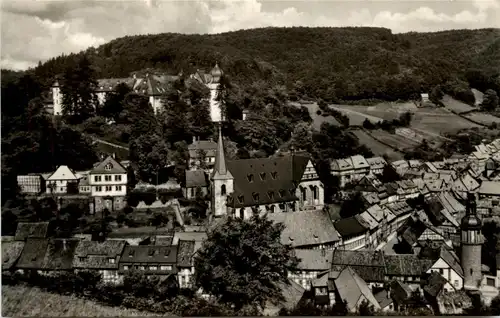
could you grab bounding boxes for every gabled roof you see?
[331,250,386,282]
[477,181,500,196]
[436,247,464,277]
[226,154,311,208]
[334,266,381,312]
[14,222,50,241]
[90,156,126,175]
[16,238,50,269]
[120,245,178,264]
[185,170,208,188]
[294,249,334,271]
[2,241,25,270]
[73,240,126,269]
[367,157,387,170]
[334,216,369,238]
[263,279,305,316]
[188,140,217,158]
[267,210,340,247]
[375,289,394,309]
[46,165,78,181]
[384,254,434,276]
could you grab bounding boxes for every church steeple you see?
[213,124,232,180]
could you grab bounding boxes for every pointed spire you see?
[213,124,229,178]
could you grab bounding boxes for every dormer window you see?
[279,190,285,198]
[252,192,259,202]
[271,172,278,179]
[238,195,244,204]
[148,249,155,257]
[165,249,170,256]
[268,191,274,200]
[104,163,113,170]
[260,172,266,181]
[289,189,295,196]
[128,250,135,257]
[247,174,254,183]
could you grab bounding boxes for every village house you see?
[452,172,480,200]
[367,157,388,175]
[73,240,127,284]
[424,247,464,291]
[17,174,46,194]
[118,245,178,278]
[289,249,334,290]
[182,170,209,200]
[330,250,386,290]
[334,216,371,251]
[176,240,196,289]
[45,165,79,194]
[188,138,217,172]
[330,155,371,188]
[267,210,340,250]
[384,254,434,288]
[14,222,51,242]
[477,181,500,200]
[89,156,128,213]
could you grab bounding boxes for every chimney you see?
[112,152,116,159]
[192,136,197,144]
[62,239,67,251]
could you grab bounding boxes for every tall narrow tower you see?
[461,192,483,290]
[211,124,233,217]
[207,63,224,123]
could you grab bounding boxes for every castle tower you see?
[211,124,233,217]
[207,63,224,123]
[52,80,63,116]
[461,192,483,290]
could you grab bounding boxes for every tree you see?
[490,295,500,316]
[160,96,191,144]
[429,85,444,106]
[121,93,159,138]
[358,299,375,316]
[129,133,169,182]
[340,191,366,218]
[190,100,214,140]
[194,214,299,310]
[101,83,132,119]
[61,55,98,122]
[481,89,499,111]
[215,74,231,121]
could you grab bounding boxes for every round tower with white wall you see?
[207,63,224,123]
[52,80,63,116]
[461,193,483,291]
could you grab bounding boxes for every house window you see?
[191,188,195,197]
[160,265,173,271]
[94,176,101,182]
[238,195,244,204]
[268,191,274,200]
[104,163,113,170]
[301,187,306,201]
[313,186,318,200]
[221,184,226,195]
[96,186,102,192]
[270,205,275,213]
[105,186,112,192]
[149,266,158,271]
[116,185,122,191]
[139,266,145,270]
[108,258,115,264]
[279,190,285,198]
[105,175,112,181]
[115,175,122,181]
[439,269,444,274]
[454,280,459,287]
[124,265,129,270]
[252,192,259,202]
[78,257,85,262]
[239,208,244,219]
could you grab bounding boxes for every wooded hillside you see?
[29,27,500,102]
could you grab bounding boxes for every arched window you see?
[270,205,275,213]
[302,187,307,201]
[470,268,473,275]
[313,186,318,200]
[221,184,226,195]
[239,208,244,219]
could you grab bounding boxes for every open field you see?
[2,285,159,317]
[369,129,421,151]
[349,129,404,161]
[409,108,482,135]
[331,102,416,122]
[463,112,500,126]
[441,95,476,114]
[329,105,385,125]
[290,101,341,130]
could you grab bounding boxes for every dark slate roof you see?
[384,254,434,276]
[90,156,126,175]
[14,222,50,241]
[43,239,80,270]
[185,170,208,188]
[374,289,394,309]
[73,240,126,269]
[331,250,386,282]
[2,241,25,270]
[398,215,428,246]
[439,247,464,277]
[295,249,334,271]
[267,210,340,248]
[16,238,50,269]
[424,271,448,297]
[226,154,310,208]
[176,240,195,267]
[120,245,177,264]
[334,216,369,238]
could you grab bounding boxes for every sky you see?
[1,0,499,71]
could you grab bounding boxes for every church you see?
[205,63,325,219]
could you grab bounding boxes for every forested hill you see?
[29,27,500,102]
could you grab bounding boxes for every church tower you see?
[207,63,224,123]
[211,124,233,217]
[461,192,483,290]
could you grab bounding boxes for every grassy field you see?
[369,129,421,151]
[2,285,159,317]
[441,95,476,114]
[290,101,341,130]
[409,108,482,135]
[463,112,500,126]
[349,129,404,161]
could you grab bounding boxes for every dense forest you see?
[26,27,500,103]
